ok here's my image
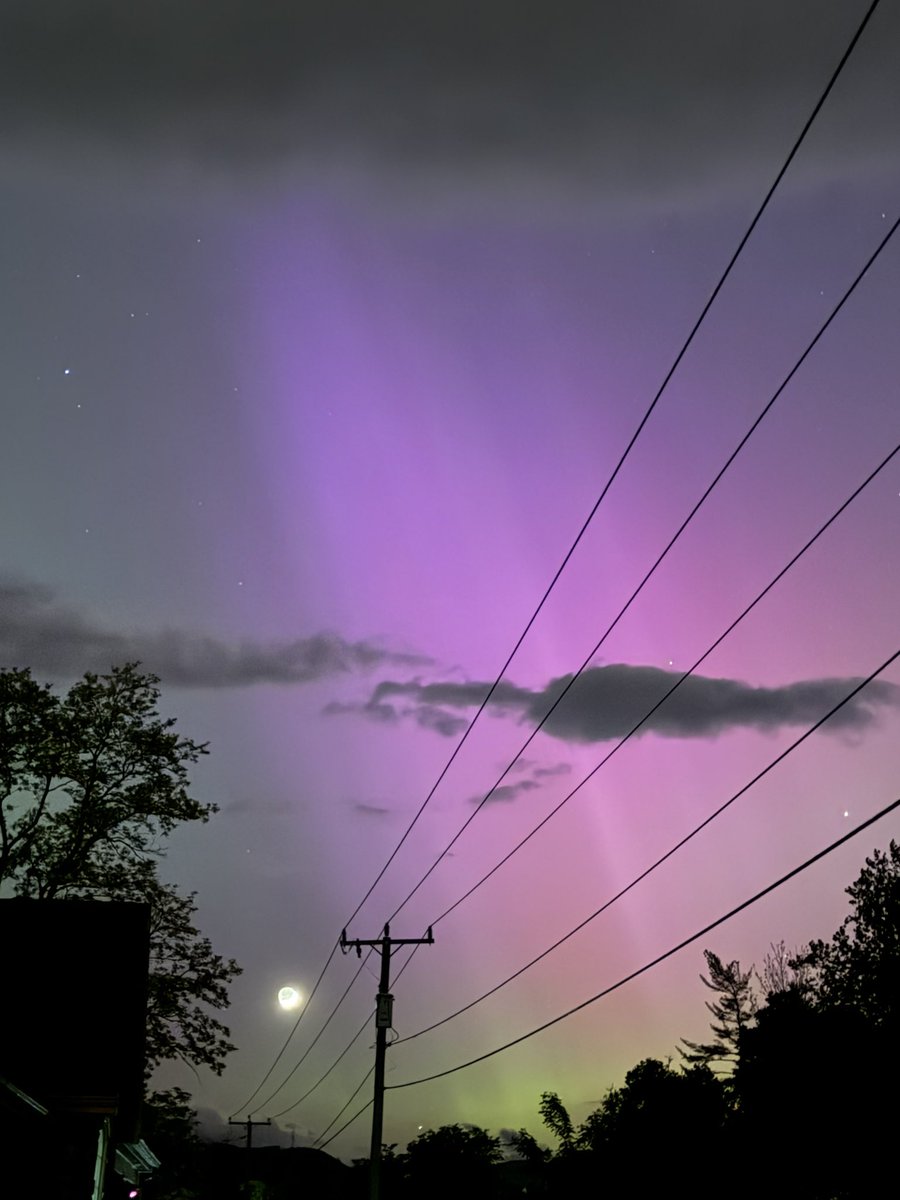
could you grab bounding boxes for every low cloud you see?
[472,759,571,806]
[475,779,538,806]
[194,1107,315,1148]
[353,801,391,818]
[332,663,900,744]
[0,580,428,688]
[1,2,895,212]
[533,762,573,779]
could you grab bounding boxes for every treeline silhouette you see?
[350,840,900,1200]
[145,841,899,1198]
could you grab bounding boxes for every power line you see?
[381,441,900,1025]
[396,641,900,1044]
[386,793,900,1089]
[259,936,429,1120]
[385,213,900,925]
[268,944,420,1121]
[247,950,375,1116]
[340,0,883,936]
[424,442,900,932]
[228,0,882,1119]
[228,938,341,1118]
[317,1095,374,1151]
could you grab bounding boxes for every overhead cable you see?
[228,938,341,1119]
[387,793,900,1088]
[247,950,375,1116]
[386,213,900,925]
[343,0,883,936]
[317,1097,374,1151]
[397,640,900,1043]
[268,944,419,1120]
[427,443,900,930]
[228,0,882,1120]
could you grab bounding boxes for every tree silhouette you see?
[680,949,756,1073]
[538,1091,576,1153]
[0,663,240,1078]
[755,938,811,999]
[735,986,887,1198]
[799,840,900,1027]
[577,1059,727,1194]
[402,1124,501,1199]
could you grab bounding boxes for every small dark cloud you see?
[0,579,429,687]
[353,801,391,818]
[323,692,469,737]
[471,758,570,806]
[323,698,401,723]
[533,762,572,779]
[343,663,900,744]
[474,779,539,806]
[413,704,469,738]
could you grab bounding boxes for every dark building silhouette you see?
[0,899,151,1198]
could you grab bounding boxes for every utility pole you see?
[341,923,434,1200]
[228,1116,271,1150]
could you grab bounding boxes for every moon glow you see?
[277,986,301,1010]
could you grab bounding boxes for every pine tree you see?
[680,949,756,1073]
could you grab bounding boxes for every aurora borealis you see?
[1,0,899,1159]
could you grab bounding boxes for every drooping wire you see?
[228,938,341,1118]
[276,370,898,1154]
[428,443,900,931]
[247,950,375,1115]
[396,641,900,1043]
[229,0,883,1119]
[342,0,884,937]
[386,793,900,1089]
[384,212,900,926]
[313,1066,375,1147]
[317,1096,374,1151]
[268,1010,372,1121]
[268,945,419,1120]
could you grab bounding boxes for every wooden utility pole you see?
[341,923,434,1200]
[228,1116,271,1150]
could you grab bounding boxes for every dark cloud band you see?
[338,663,899,744]
[1,2,895,209]
[0,580,428,687]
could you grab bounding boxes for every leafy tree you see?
[543,1062,728,1197]
[140,1086,202,1200]
[578,1058,726,1153]
[798,841,900,1027]
[538,1090,576,1152]
[735,987,887,1199]
[680,949,756,1072]
[505,1127,550,1165]
[0,663,240,1078]
[402,1124,501,1199]
[755,939,811,1000]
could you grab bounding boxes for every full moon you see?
[277,986,301,1010]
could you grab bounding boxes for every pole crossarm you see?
[340,922,434,957]
[228,1116,272,1151]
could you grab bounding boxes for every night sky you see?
[2,0,899,1159]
